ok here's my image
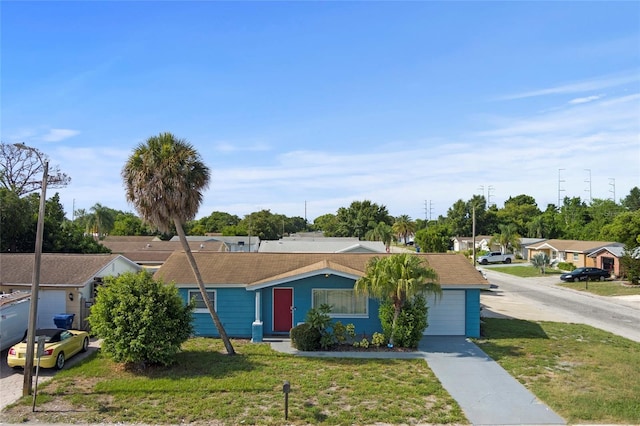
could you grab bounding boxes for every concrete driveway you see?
[0,339,101,411]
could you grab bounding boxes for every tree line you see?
[2,142,639,255]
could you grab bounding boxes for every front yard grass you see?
[483,265,562,277]
[475,318,640,425]
[0,339,464,425]
[558,280,640,296]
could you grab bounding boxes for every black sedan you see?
[560,267,611,282]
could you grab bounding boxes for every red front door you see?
[273,288,293,332]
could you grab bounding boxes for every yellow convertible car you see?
[7,328,89,370]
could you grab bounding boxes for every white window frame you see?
[188,289,216,313]
[312,289,368,318]
[573,253,579,261]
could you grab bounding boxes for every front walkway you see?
[268,336,566,426]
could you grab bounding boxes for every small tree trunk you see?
[390,303,401,346]
[174,219,236,355]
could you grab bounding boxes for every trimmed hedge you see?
[290,323,321,351]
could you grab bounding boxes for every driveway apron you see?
[420,336,565,425]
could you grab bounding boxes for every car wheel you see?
[55,352,65,370]
[81,337,89,353]
[481,259,488,265]
[600,276,605,281]
[504,258,512,264]
[572,277,577,282]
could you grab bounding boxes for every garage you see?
[424,290,466,335]
[36,291,66,329]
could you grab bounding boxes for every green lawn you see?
[558,280,640,296]
[0,339,464,425]
[483,265,562,277]
[475,318,640,424]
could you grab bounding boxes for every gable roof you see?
[528,239,623,253]
[154,252,489,289]
[0,253,140,287]
[452,235,494,242]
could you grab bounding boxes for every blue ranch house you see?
[154,252,489,341]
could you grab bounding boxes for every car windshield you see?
[573,268,586,274]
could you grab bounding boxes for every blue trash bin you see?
[53,314,75,329]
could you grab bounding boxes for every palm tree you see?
[87,203,115,240]
[392,215,416,245]
[531,253,550,274]
[491,223,521,254]
[355,253,440,345]
[365,221,393,252]
[122,132,235,355]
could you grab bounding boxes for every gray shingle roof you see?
[0,253,138,287]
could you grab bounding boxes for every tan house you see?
[452,236,499,252]
[0,253,141,330]
[527,239,623,268]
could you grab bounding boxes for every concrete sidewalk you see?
[269,336,566,426]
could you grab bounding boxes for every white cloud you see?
[214,140,271,153]
[40,128,80,142]
[499,71,639,101]
[569,95,603,105]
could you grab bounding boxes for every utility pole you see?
[472,203,476,266]
[584,169,592,204]
[424,200,428,221]
[487,185,495,207]
[429,200,434,222]
[15,145,48,396]
[558,169,566,208]
[609,178,616,203]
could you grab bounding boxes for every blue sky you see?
[2,1,639,222]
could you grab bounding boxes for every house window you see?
[312,289,367,317]
[551,251,557,259]
[573,253,579,261]
[188,290,216,313]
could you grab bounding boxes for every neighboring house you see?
[0,253,141,330]
[259,238,388,253]
[452,236,498,252]
[101,236,227,272]
[171,235,260,252]
[587,246,639,278]
[527,239,624,268]
[518,238,547,260]
[154,252,489,341]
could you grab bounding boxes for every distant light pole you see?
[14,144,48,396]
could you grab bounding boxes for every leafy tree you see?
[111,212,154,236]
[558,196,590,239]
[620,246,640,285]
[414,223,451,253]
[88,271,193,367]
[621,187,640,211]
[497,194,541,237]
[240,209,280,240]
[446,199,471,236]
[600,210,640,247]
[355,253,440,346]
[0,188,33,252]
[334,200,393,239]
[187,211,241,235]
[313,213,339,235]
[392,214,416,245]
[0,142,70,195]
[491,223,521,254]
[122,132,235,355]
[531,253,550,274]
[365,221,393,251]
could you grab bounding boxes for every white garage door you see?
[424,290,466,335]
[37,291,66,329]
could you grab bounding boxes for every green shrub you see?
[379,294,428,348]
[371,332,386,347]
[290,323,321,351]
[88,271,193,367]
[557,262,576,271]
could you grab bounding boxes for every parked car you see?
[477,252,515,265]
[7,328,89,370]
[559,267,611,282]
